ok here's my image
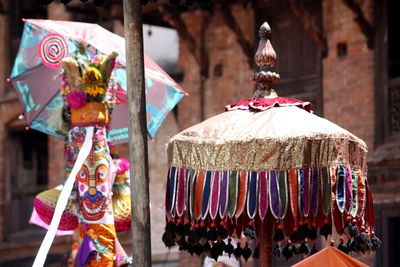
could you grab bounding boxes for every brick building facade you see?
[0,1,180,266]
[0,0,398,266]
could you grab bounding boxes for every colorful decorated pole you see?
[31,51,133,266]
[122,1,152,266]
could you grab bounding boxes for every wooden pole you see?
[259,220,272,267]
[253,22,277,267]
[122,1,152,266]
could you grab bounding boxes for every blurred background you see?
[0,0,398,266]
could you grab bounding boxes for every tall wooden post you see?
[252,22,279,267]
[259,221,272,267]
[122,1,152,266]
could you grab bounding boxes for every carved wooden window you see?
[389,79,400,135]
[5,129,48,242]
[388,0,400,80]
[376,0,400,143]
[388,217,400,266]
[387,0,400,138]
[375,206,400,267]
[257,0,323,115]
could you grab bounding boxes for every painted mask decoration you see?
[77,132,113,223]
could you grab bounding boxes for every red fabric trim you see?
[225,97,312,113]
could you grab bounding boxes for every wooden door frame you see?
[374,0,389,147]
[3,126,48,242]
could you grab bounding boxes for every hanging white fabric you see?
[32,126,94,267]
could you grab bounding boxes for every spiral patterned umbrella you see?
[10,19,186,143]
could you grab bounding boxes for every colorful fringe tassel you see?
[163,165,379,260]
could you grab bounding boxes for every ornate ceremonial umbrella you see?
[162,22,380,266]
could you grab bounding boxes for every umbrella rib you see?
[10,63,47,80]
[30,90,62,127]
[11,63,64,128]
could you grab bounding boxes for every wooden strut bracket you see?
[288,0,328,57]
[342,0,374,49]
[0,1,5,14]
[160,1,254,71]
[219,1,253,66]
[159,5,210,121]
[158,5,209,77]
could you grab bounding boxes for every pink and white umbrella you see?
[10,19,187,143]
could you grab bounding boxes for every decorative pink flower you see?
[116,158,129,174]
[90,55,101,63]
[67,90,87,109]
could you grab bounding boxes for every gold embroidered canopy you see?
[167,106,367,172]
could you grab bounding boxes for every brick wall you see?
[322,0,375,150]
[0,14,9,96]
[47,137,65,188]
[0,101,21,243]
[177,4,254,130]
[0,2,70,261]
[0,9,9,244]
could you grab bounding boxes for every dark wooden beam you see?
[342,0,374,49]
[159,6,210,121]
[0,1,5,14]
[219,1,253,65]
[96,2,172,27]
[288,0,328,57]
[158,6,203,67]
[199,10,210,120]
[199,10,210,77]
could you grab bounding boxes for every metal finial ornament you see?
[258,21,271,40]
[252,22,280,98]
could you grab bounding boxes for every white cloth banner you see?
[32,126,94,267]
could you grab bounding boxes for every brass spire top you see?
[252,22,280,98]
